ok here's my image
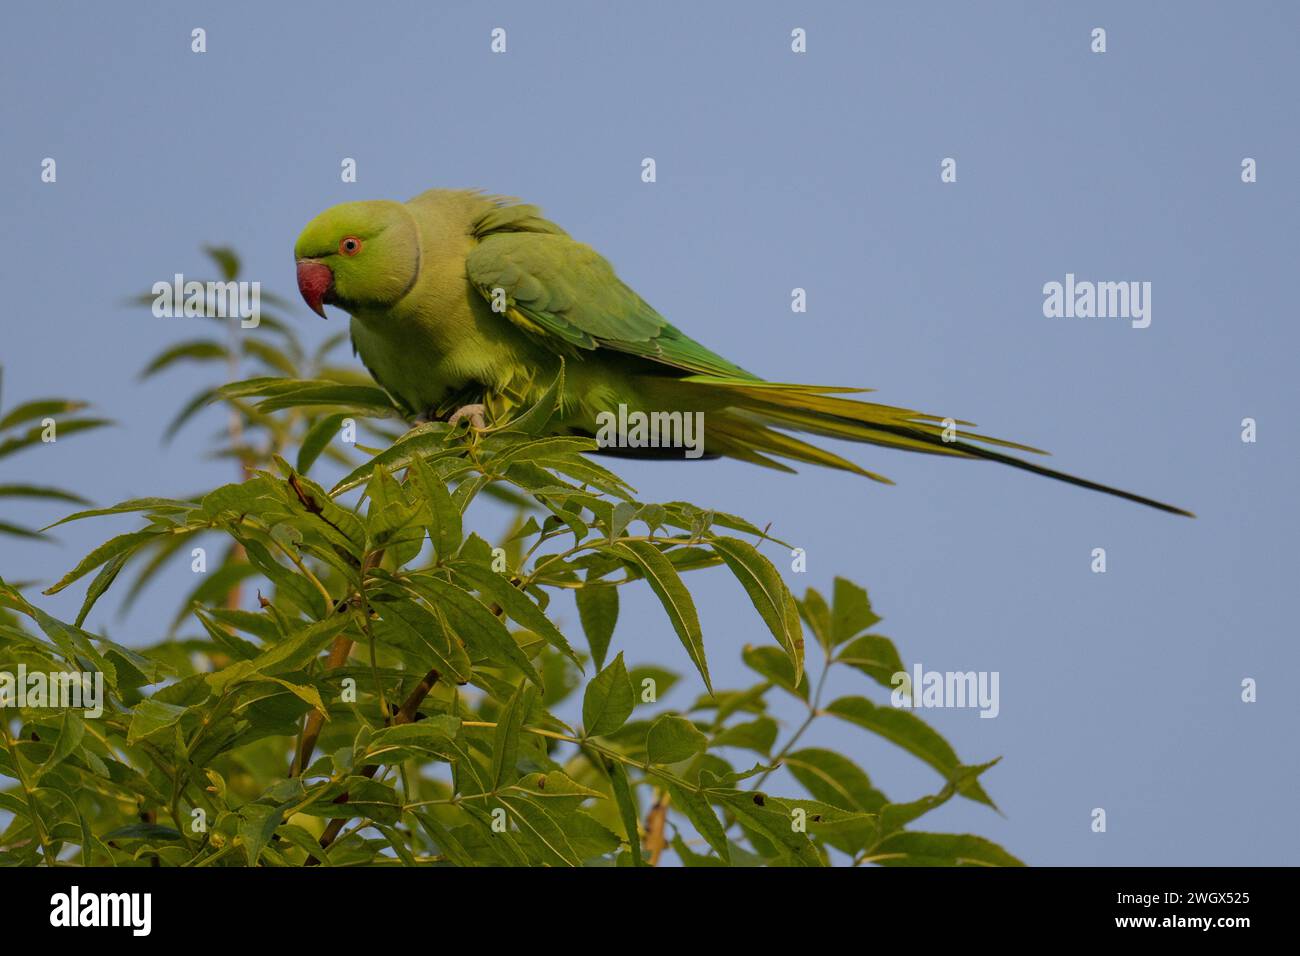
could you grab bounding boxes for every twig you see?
[304,668,440,865]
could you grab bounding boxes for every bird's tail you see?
[686,376,1194,517]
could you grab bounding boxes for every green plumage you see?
[293,189,1191,516]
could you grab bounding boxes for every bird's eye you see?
[339,236,363,256]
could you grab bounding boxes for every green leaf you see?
[35,708,85,780]
[296,412,348,474]
[491,681,533,790]
[205,244,241,281]
[412,455,463,560]
[371,599,473,685]
[407,577,541,688]
[869,831,1024,867]
[711,716,779,756]
[0,417,111,460]
[238,803,285,866]
[413,811,479,867]
[671,833,726,867]
[713,790,824,867]
[492,436,596,470]
[837,634,905,689]
[362,716,461,763]
[238,381,400,415]
[330,427,461,495]
[582,653,634,737]
[784,748,887,813]
[207,616,347,695]
[831,578,881,646]
[0,398,87,431]
[505,770,604,803]
[364,466,421,558]
[606,541,709,694]
[127,698,188,744]
[41,497,194,531]
[138,339,229,379]
[42,530,162,595]
[302,778,403,826]
[574,581,618,670]
[602,758,644,866]
[798,587,834,655]
[0,484,89,505]
[824,696,995,807]
[742,644,808,701]
[102,823,184,843]
[449,565,579,666]
[710,536,804,685]
[74,551,130,628]
[645,714,707,765]
[0,520,42,539]
[502,363,565,436]
[666,783,730,862]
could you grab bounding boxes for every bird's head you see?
[293,200,420,317]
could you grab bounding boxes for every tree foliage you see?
[0,252,1020,867]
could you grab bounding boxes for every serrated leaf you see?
[127,698,188,744]
[666,783,730,862]
[741,644,808,701]
[408,576,540,688]
[785,748,887,813]
[138,339,229,379]
[296,412,348,474]
[645,714,706,765]
[502,363,565,436]
[602,758,643,866]
[582,652,634,737]
[831,578,880,645]
[710,536,804,685]
[837,633,905,689]
[714,790,824,867]
[412,455,462,560]
[0,484,89,505]
[239,803,284,866]
[491,681,532,790]
[574,581,618,670]
[824,696,995,807]
[43,530,162,595]
[606,541,709,694]
[711,716,779,756]
[869,831,1024,867]
[798,587,833,655]
[451,564,578,665]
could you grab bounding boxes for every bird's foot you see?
[447,403,490,432]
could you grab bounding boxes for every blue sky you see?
[3,1,1297,864]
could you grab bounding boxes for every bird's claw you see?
[447,403,490,432]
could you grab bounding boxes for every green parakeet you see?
[294,189,1191,515]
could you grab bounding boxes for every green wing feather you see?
[466,228,754,379]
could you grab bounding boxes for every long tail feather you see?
[687,376,1194,517]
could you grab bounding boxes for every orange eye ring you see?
[339,236,363,256]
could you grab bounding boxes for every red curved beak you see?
[296,259,333,318]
